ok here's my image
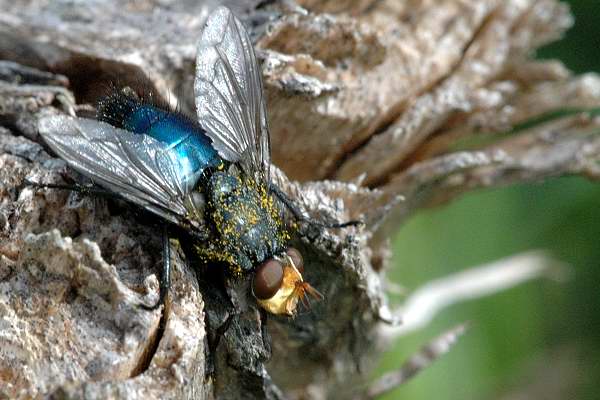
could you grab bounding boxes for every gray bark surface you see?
[0,1,598,399]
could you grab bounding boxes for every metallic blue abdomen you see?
[98,92,222,190]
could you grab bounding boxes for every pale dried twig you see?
[381,251,568,338]
[364,323,469,399]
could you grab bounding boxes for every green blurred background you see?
[376,1,600,399]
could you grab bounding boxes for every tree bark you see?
[0,1,598,399]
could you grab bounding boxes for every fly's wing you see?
[38,114,197,227]
[195,6,271,182]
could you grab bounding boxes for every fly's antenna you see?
[293,280,324,314]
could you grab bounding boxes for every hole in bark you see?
[51,55,160,106]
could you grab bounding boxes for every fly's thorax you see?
[208,170,239,201]
[204,169,290,273]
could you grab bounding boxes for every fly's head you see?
[252,247,323,316]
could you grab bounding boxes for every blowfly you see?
[36,6,359,316]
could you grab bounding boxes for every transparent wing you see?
[195,6,271,181]
[38,114,196,226]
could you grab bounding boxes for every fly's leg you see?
[22,179,119,199]
[140,225,171,311]
[157,224,171,309]
[269,183,363,229]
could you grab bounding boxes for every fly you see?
[36,6,360,316]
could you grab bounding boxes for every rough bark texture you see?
[0,0,598,399]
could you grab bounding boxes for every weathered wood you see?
[0,0,598,399]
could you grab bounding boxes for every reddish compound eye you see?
[286,247,304,274]
[253,259,284,300]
